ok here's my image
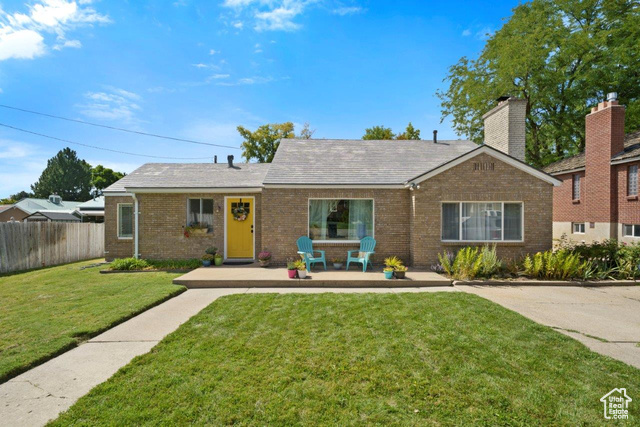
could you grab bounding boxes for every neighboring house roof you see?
[104,163,270,192]
[25,211,81,221]
[544,131,640,175]
[14,198,84,215]
[0,205,14,213]
[263,139,479,185]
[77,196,105,211]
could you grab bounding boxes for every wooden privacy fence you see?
[0,222,104,273]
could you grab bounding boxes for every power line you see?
[0,123,214,160]
[0,104,241,150]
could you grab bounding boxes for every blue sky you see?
[0,0,520,198]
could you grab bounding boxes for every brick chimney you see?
[482,96,527,162]
[585,93,625,226]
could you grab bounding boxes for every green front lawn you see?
[0,260,184,383]
[53,293,639,425]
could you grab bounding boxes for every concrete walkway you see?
[458,285,640,369]
[0,286,456,427]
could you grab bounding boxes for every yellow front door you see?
[226,198,254,259]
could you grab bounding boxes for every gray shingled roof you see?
[104,163,270,192]
[263,139,478,185]
[544,131,640,175]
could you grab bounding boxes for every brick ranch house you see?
[543,93,640,245]
[103,97,560,267]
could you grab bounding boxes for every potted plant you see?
[258,251,272,267]
[287,261,298,279]
[332,258,343,270]
[201,254,214,267]
[394,264,408,279]
[214,253,223,266]
[185,223,208,237]
[205,247,218,256]
[294,259,307,279]
[383,267,394,279]
[384,256,402,270]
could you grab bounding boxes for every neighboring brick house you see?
[0,195,84,223]
[103,97,560,266]
[544,93,640,245]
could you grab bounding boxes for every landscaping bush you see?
[109,258,201,271]
[437,245,501,280]
[522,250,585,280]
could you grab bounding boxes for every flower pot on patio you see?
[201,254,214,267]
[259,260,270,267]
[384,269,394,279]
[202,260,211,267]
[258,251,272,267]
[287,269,297,279]
[394,265,408,279]
[298,269,307,279]
[214,256,223,266]
[333,263,343,270]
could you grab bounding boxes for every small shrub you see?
[205,247,218,255]
[293,259,306,270]
[202,254,215,262]
[522,250,585,280]
[258,251,272,261]
[384,256,403,269]
[146,259,202,270]
[109,258,150,271]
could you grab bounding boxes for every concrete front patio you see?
[173,266,452,288]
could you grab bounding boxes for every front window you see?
[308,199,373,241]
[187,198,214,231]
[572,222,585,234]
[572,174,581,200]
[117,203,133,239]
[623,224,640,237]
[441,202,523,242]
[628,165,638,196]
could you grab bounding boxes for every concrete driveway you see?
[458,285,640,369]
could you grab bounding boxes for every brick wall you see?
[584,102,625,224]
[104,196,134,260]
[552,171,585,222]
[0,207,28,222]
[411,153,553,266]
[261,188,411,266]
[616,161,640,225]
[105,193,262,261]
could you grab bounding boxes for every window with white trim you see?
[187,198,214,231]
[572,174,581,200]
[572,222,585,234]
[623,224,640,237]
[441,202,523,242]
[117,203,133,239]
[628,165,638,196]
[308,199,373,242]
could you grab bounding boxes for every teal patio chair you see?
[346,237,376,272]
[296,236,327,272]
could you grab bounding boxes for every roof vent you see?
[48,194,61,204]
[606,92,618,102]
[433,130,438,144]
[227,155,234,168]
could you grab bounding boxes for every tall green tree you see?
[91,165,125,195]
[296,122,315,139]
[362,125,395,140]
[437,0,640,167]
[0,190,32,204]
[238,122,295,163]
[396,122,421,140]
[31,148,92,201]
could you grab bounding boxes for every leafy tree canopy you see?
[31,148,92,201]
[0,190,33,204]
[437,0,640,167]
[238,122,296,163]
[363,123,422,140]
[91,165,126,195]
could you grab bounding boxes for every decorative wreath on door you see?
[232,203,248,221]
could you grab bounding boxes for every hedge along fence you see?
[0,222,104,273]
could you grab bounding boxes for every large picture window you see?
[187,198,214,231]
[309,199,373,242]
[441,202,523,242]
[117,203,133,239]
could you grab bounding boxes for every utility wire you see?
[0,123,213,160]
[0,104,241,150]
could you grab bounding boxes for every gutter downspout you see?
[132,193,139,259]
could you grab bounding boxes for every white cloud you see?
[461,29,471,37]
[77,87,142,122]
[475,26,493,40]
[216,75,275,86]
[209,48,219,55]
[0,29,45,60]
[209,73,230,79]
[331,6,362,16]
[0,0,110,61]
[232,21,244,29]
[222,0,313,32]
[0,138,36,159]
